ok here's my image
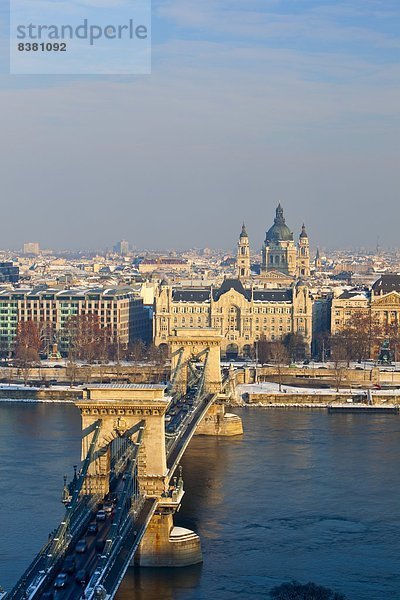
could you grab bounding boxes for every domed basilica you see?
[237,203,310,283]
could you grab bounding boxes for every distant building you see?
[0,286,151,356]
[330,274,400,338]
[314,248,322,271]
[234,204,311,286]
[113,240,130,255]
[331,289,369,336]
[23,242,40,255]
[138,257,189,274]
[0,262,19,284]
[260,204,310,279]
[154,278,313,356]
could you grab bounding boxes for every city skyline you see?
[0,1,399,250]
[0,212,398,255]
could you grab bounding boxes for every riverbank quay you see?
[0,362,169,386]
[236,364,400,388]
[239,383,400,408]
[0,384,81,402]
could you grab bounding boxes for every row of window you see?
[169,316,292,325]
[168,306,294,315]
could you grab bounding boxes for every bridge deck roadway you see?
[99,498,157,596]
[167,393,216,471]
[49,498,157,600]
[8,384,218,599]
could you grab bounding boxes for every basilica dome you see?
[265,203,293,243]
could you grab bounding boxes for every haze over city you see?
[1,0,399,250]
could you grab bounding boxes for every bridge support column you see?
[195,403,243,436]
[135,512,202,567]
[169,328,223,395]
[76,385,169,498]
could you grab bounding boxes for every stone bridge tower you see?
[76,384,169,498]
[75,384,203,568]
[169,328,243,436]
[170,328,223,395]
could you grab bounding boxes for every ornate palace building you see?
[154,278,312,357]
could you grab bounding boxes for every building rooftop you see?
[170,279,294,303]
[0,286,139,300]
[265,203,294,243]
[372,273,400,295]
[337,290,369,300]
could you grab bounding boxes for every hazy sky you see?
[0,0,399,251]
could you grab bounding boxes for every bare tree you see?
[330,336,348,391]
[256,335,273,365]
[64,314,111,363]
[14,322,41,385]
[335,311,382,363]
[283,333,306,362]
[269,341,290,392]
[383,320,400,362]
[129,339,146,362]
[38,321,56,358]
[146,342,164,364]
[313,331,331,362]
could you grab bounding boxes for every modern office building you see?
[0,286,151,356]
[0,262,19,284]
[113,240,130,256]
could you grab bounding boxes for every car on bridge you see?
[54,573,68,589]
[75,539,88,553]
[166,422,176,434]
[75,568,88,584]
[87,521,98,534]
[103,502,114,514]
[95,537,106,552]
[96,509,107,521]
[62,555,76,574]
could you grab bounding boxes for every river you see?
[0,404,399,599]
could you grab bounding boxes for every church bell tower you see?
[297,224,310,278]
[237,224,250,281]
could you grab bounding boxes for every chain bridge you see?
[4,329,243,600]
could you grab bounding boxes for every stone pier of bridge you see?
[169,328,243,437]
[75,384,202,568]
